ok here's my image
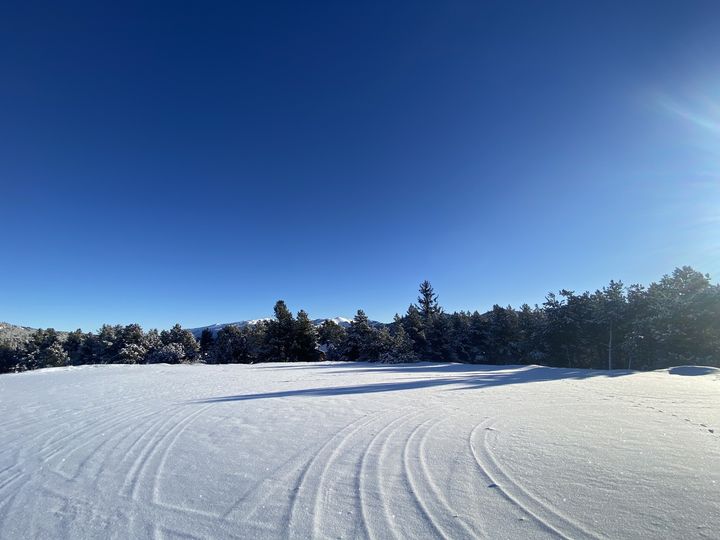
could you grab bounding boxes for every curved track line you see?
[121,408,183,464]
[469,420,601,540]
[51,409,158,480]
[131,406,213,501]
[0,471,25,494]
[151,404,215,506]
[416,414,487,539]
[219,445,311,522]
[287,410,388,539]
[308,412,383,536]
[122,408,193,498]
[41,401,148,462]
[358,409,425,540]
[402,417,452,540]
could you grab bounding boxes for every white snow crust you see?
[0,362,718,539]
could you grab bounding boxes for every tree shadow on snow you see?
[189,363,630,404]
[668,366,719,376]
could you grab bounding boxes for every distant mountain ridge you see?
[0,322,36,346]
[187,317,382,338]
[0,322,70,347]
[1,318,383,343]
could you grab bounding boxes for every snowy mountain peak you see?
[188,316,369,338]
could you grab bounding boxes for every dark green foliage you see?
[2,267,719,373]
[64,329,86,366]
[417,280,442,319]
[342,310,379,361]
[265,301,296,362]
[212,325,252,364]
[484,305,520,364]
[402,305,427,359]
[317,320,346,360]
[292,310,321,362]
[378,323,417,363]
[0,342,18,373]
[199,328,215,357]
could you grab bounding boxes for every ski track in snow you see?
[469,418,600,540]
[0,362,718,539]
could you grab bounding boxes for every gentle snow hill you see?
[188,316,379,337]
[0,362,718,539]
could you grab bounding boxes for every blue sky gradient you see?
[2,1,720,330]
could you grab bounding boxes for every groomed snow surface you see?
[0,362,718,539]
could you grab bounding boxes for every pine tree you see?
[213,325,250,364]
[266,300,295,362]
[199,328,215,357]
[379,323,416,363]
[96,324,121,363]
[121,324,145,347]
[292,310,320,362]
[485,305,520,364]
[23,328,68,369]
[63,329,86,365]
[593,280,627,370]
[317,319,346,360]
[0,342,18,373]
[143,329,163,358]
[403,304,427,359]
[414,281,445,359]
[43,341,69,367]
[161,324,199,361]
[417,280,442,319]
[342,310,378,361]
[118,343,147,364]
[147,343,186,364]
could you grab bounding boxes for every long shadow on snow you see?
[189,364,628,404]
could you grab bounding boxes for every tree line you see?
[1,266,719,374]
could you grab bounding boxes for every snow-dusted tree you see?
[121,324,145,347]
[143,329,163,357]
[43,341,69,367]
[161,324,199,361]
[96,324,121,363]
[63,329,86,365]
[117,343,147,364]
[21,328,68,370]
[147,343,186,364]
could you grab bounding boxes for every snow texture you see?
[0,362,718,539]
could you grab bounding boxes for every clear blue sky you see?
[2,1,720,331]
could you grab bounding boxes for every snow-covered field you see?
[0,362,718,539]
